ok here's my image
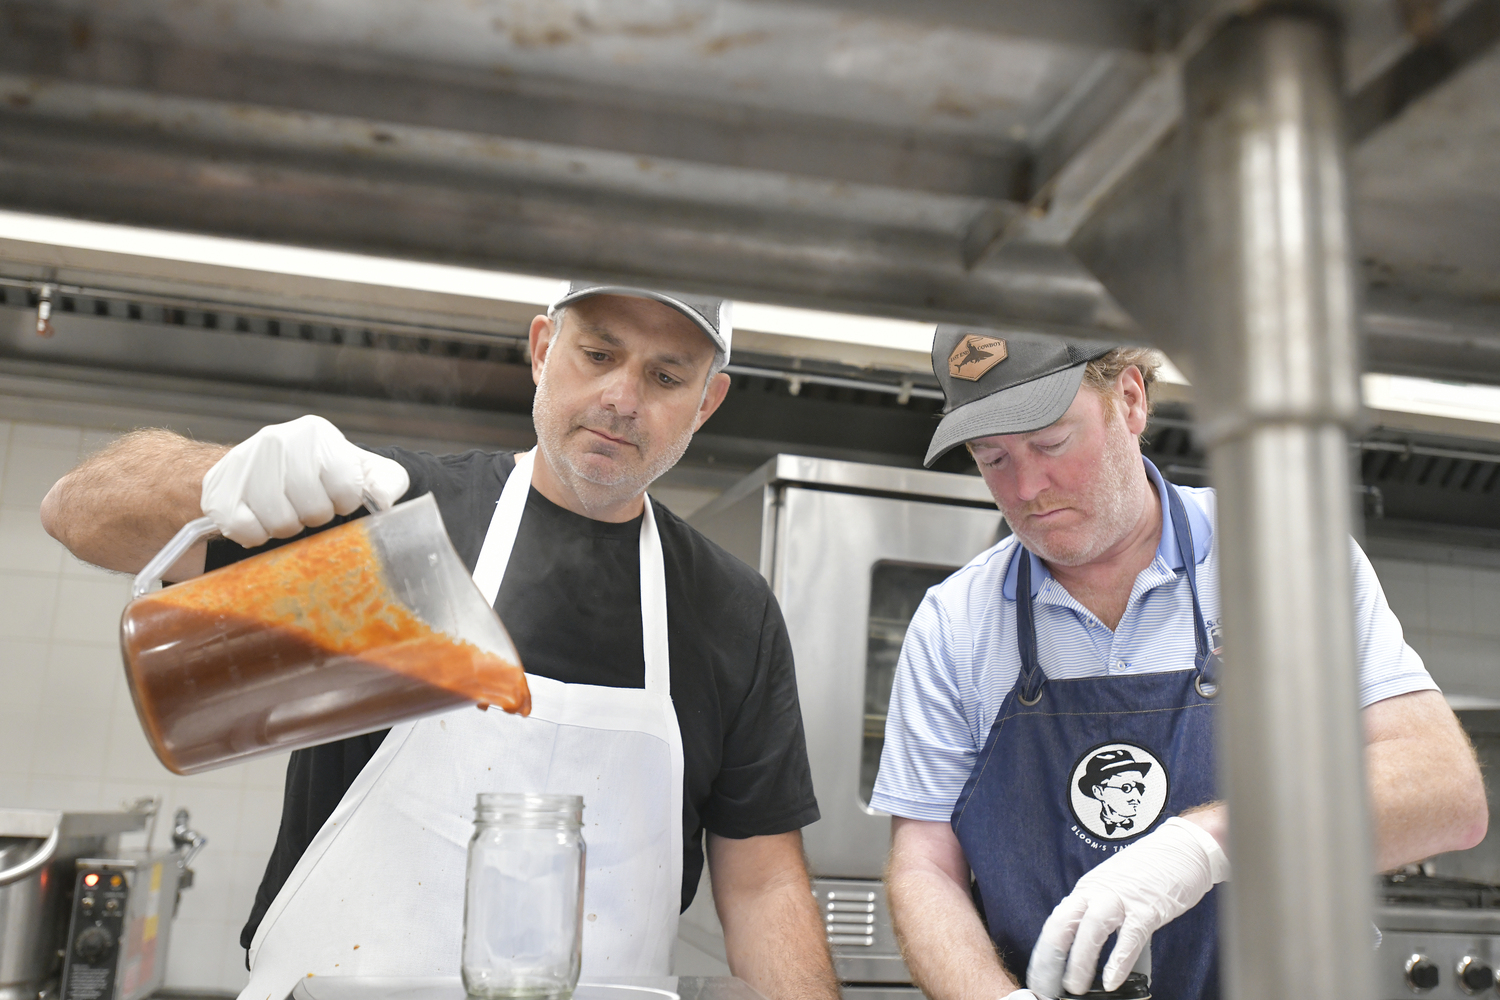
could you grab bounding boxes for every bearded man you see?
[872,329,1486,1000]
[42,282,839,1000]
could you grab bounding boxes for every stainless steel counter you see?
[289,977,766,1000]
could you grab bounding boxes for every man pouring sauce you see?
[872,328,1488,999]
[43,284,839,1000]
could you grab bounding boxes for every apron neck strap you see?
[638,495,670,694]
[472,450,535,604]
[472,449,672,696]
[1163,478,1217,687]
[1015,549,1044,704]
[1014,469,1217,701]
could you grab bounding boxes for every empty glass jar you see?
[463,793,586,999]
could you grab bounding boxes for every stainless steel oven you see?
[677,455,1004,995]
[1371,711,1500,998]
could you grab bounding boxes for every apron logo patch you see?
[1068,742,1169,842]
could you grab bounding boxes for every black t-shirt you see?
[224,449,818,950]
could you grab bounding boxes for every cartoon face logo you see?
[1068,743,1169,841]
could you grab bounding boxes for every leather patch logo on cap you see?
[948,335,1008,381]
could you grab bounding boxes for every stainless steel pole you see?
[1181,11,1372,1000]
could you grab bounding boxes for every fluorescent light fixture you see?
[0,209,560,304]
[1364,373,1500,425]
[732,301,934,352]
[0,210,1495,427]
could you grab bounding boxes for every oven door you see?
[772,485,1005,879]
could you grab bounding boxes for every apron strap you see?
[1014,466,1219,701]
[1163,481,1219,694]
[1015,548,1045,705]
[473,450,534,606]
[639,496,671,695]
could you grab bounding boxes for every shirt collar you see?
[1001,457,1212,600]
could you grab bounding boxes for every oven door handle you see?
[0,827,60,886]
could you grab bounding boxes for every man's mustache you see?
[1006,491,1069,520]
[573,409,645,448]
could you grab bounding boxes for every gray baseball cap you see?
[924,325,1118,467]
[550,280,732,363]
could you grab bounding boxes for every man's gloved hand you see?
[1026,816,1229,997]
[201,414,410,547]
[1005,991,1046,1000]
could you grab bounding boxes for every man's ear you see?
[694,371,732,432]
[1119,366,1150,437]
[529,314,555,386]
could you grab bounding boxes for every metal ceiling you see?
[0,0,1494,384]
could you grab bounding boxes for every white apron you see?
[243,450,684,999]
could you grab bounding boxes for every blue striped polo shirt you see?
[868,459,1438,822]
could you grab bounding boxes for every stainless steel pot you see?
[0,807,151,1000]
[0,812,65,1000]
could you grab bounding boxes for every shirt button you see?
[1115,659,1128,670]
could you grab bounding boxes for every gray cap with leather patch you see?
[924,326,1117,467]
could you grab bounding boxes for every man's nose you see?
[1011,453,1049,501]
[599,366,642,416]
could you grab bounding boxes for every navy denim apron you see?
[951,481,1221,1000]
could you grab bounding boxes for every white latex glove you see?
[1026,816,1229,997]
[1005,991,1046,1000]
[201,414,410,547]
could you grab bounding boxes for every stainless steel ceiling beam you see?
[0,77,1131,336]
[4,91,1497,384]
[1024,0,1500,358]
[1,73,1496,384]
[1001,0,1500,239]
[0,0,1491,391]
[997,64,1183,252]
[0,2,1033,202]
[1365,297,1500,385]
[1345,0,1500,141]
[741,0,1167,53]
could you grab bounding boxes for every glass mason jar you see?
[463,793,586,999]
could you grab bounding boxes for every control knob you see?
[72,926,114,965]
[1405,954,1439,992]
[1457,956,1493,995]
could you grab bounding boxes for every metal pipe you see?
[724,364,944,401]
[1181,12,1371,1000]
[0,277,530,351]
[1360,439,1500,466]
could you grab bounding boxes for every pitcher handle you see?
[133,489,391,599]
[133,516,218,599]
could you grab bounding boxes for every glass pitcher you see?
[119,493,529,775]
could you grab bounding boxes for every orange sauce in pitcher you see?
[121,519,529,774]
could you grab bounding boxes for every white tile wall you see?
[1370,556,1500,702]
[0,419,284,994]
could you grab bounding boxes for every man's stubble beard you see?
[532,356,697,517]
[999,404,1147,567]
